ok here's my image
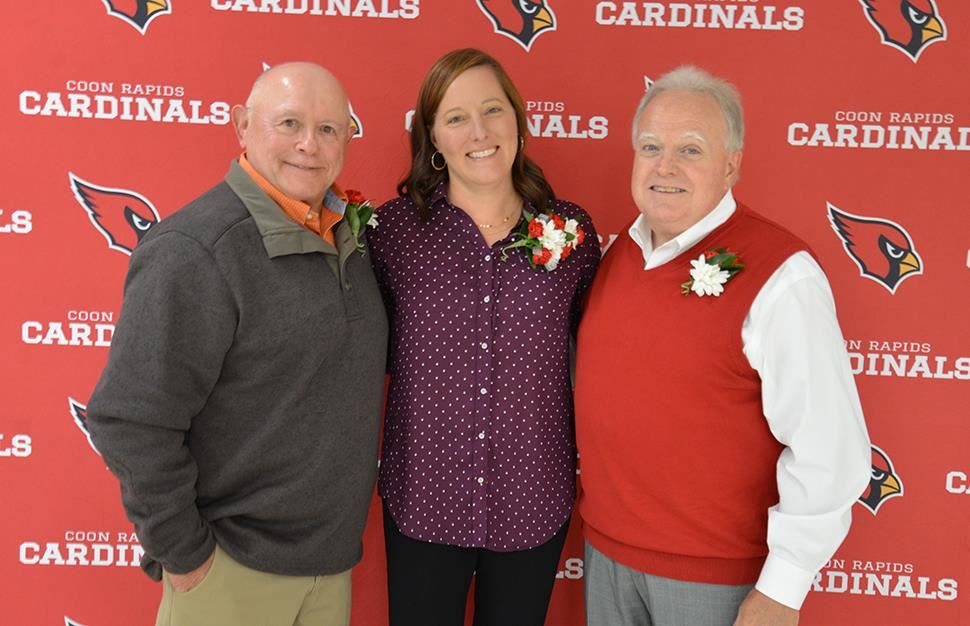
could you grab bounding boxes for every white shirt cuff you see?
[755,553,816,610]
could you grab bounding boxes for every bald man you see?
[86,62,388,626]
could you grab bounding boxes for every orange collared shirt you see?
[239,154,344,246]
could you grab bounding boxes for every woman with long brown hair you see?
[367,48,600,625]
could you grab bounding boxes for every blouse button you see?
[484,254,492,262]
[483,295,491,303]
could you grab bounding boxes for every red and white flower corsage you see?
[501,210,585,271]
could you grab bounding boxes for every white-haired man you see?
[574,66,871,625]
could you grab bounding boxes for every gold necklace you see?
[477,213,513,229]
[478,204,522,229]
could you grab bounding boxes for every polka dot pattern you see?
[367,183,600,551]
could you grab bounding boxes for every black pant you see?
[383,503,570,626]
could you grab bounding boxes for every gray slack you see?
[584,541,753,626]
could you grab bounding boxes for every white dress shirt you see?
[629,191,871,610]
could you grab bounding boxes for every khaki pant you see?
[155,544,351,626]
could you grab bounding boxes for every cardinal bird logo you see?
[858,445,903,514]
[69,397,101,455]
[348,101,364,139]
[477,0,557,51]
[828,203,922,294]
[101,0,171,35]
[70,172,161,256]
[860,0,946,62]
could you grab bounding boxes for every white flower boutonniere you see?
[681,247,744,297]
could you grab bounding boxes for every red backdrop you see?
[2,2,969,624]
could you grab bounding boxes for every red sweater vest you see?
[575,205,810,585]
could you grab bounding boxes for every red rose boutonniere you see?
[343,189,377,255]
[681,247,744,297]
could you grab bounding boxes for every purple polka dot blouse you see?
[367,183,600,551]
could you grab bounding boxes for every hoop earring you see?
[519,136,525,151]
[431,151,446,171]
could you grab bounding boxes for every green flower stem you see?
[500,238,532,261]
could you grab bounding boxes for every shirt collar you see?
[428,179,536,219]
[225,159,352,259]
[628,190,736,270]
[428,180,451,210]
[323,186,347,216]
[238,152,348,217]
